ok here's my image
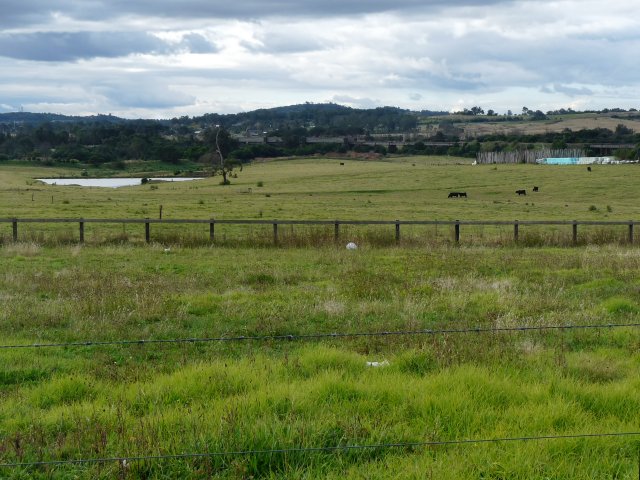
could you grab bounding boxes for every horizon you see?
[0,102,637,123]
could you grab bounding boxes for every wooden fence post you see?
[334,221,339,243]
[395,220,400,243]
[629,221,634,244]
[79,220,84,244]
[455,220,460,243]
[514,220,519,242]
[12,219,18,242]
[209,218,215,241]
[273,221,278,245]
[145,218,150,243]
[572,220,578,245]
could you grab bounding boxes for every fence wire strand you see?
[1,431,639,469]
[0,322,638,350]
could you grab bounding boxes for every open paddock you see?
[1,158,640,478]
[3,158,640,224]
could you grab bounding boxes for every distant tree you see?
[530,110,548,121]
[203,127,241,185]
[614,123,633,137]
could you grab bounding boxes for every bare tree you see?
[203,126,241,185]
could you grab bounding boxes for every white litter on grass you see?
[366,360,389,367]
[346,242,358,250]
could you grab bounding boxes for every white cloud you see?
[0,0,639,117]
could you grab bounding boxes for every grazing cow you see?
[340,162,345,166]
[516,189,526,196]
[533,186,539,192]
[448,192,467,198]
[587,166,592,172]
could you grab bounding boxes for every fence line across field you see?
[1,322,639,350]
[1,217,638,244]
[1,431,639,469]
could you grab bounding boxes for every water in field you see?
[37,177,204,188]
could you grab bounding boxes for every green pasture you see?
[1,243,640,478]
[1,159,640,477]
[2,157,640,245]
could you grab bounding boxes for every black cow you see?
[448,192,467,198]
[533,186,539,192]
[587,166,592,172]
[516,189,526,196]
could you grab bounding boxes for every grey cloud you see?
[413,28,640,90]
[95,83,196,109]
[545,84,594,96]
[0,0,60,27]
[0,31,218,61]
[179,33,218,54]
[0,0,518,27]
[0,32,168,61]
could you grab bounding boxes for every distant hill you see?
[1,104,638,138]
[0,112,127,125]
[191,103,448,134]
[0,104,450,134]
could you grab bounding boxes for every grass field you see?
[1,158,640,478]
[430,111,640,138]
[2,157,640,246]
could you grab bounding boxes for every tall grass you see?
[1,245,639,477]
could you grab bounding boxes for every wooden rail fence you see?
[1,218,638,245]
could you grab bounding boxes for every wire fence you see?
[2,217,639,246]
[2,316,639,472]
[1,431,639,469]
[1,321,638,350]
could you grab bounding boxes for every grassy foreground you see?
[1,243,639,478]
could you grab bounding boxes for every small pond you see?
[37,177,204,188]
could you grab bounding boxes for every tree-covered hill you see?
[0,103,638,167]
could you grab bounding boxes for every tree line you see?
[0,105,638,166]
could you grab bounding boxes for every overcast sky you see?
[0,0,638,118]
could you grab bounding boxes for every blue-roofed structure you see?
[536,157,617,165]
